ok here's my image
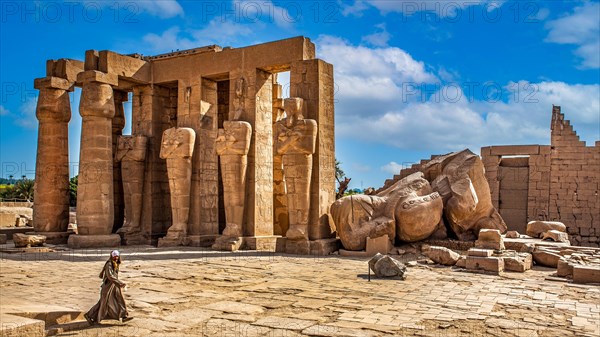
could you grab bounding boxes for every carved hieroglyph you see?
[213,121,252,249]
[423,149,507,240]
[115,135,148,237]
[331,172,444,251]
[160,127,196,243]
[32,77,72,234]
[275,98,317,240]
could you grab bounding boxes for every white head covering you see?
[111,250,120,257]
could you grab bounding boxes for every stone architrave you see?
[212,121,252,251]
[275,98,317,242]
[32,76,72,244]
[158,127,196,246]
[69,70,120,249]
[115,135,148,244]
[330,172,443,251]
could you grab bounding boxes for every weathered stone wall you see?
[549,106,600,246]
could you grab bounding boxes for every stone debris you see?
[526,221,566,239]
[423,246,460,266]
[368,253,407,279]
[532,248,562,268]
[505,231,520,238]
[13,233,46,248]
[541,230,570,243]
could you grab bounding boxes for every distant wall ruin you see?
[482,106,600,247]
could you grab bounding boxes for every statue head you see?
[283,97,304,127]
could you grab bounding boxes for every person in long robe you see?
[84,250,131,325]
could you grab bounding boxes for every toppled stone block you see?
[14,215,31,227]
[532,249,561,268]
[475,229,504,250]
[505,231,520,238]
[0,234,6,244]
[466,256,504,274]
[526,221,566,238]
[368,253,407,279]
[541,230,570,243]
[499,252,533,272]
[468,248,493,257]
[13,233,46,248]
[455,256,467,268]
[557,258,574,277]
[572,265,600,284]
[423,246,460,266]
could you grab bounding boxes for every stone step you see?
[46,320,90,336]
[0,313,45,337]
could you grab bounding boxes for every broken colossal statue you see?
[158,127,196,246]
[275,98,318,241]
[331,149,506,251]
[115,135,148,244]
[212,121,252,251]
[331,172,444,251]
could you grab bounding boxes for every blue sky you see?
[1,0,599,189]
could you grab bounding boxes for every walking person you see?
[84,250,132,325]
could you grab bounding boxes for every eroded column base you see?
[282,238,340,255]
[212,236,244,251]
[242,236,280,251]
[27,231,71,245]
[67,234,120,249]
[119,233,151,246]
[187,235,219,247]
[157,236,187,247]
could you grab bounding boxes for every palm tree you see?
[8,175,13,185]
[13,179,34,201]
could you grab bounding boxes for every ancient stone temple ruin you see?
[481,106,600,247]
[32,37,337,253]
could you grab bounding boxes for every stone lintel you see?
[46,59,84,82]
[34,76,73,91]
[490,145,541,156]
[77,70,118,86]
[99,50,150,84]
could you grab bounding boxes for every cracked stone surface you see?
[1,246,599,336]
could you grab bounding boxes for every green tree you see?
[69,175,78,206]
[1,178,34,201]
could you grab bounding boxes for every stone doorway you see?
[498,157,529,233]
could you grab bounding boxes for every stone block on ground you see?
[67,234,120,248]
[557,258,574,277]
[423,246,460,266]
[541,230,570,243]
[455,255,467,268]
[13,233,46,248]
[498,251,533,272]
[366,235,392,256]
[572,265,600,284]
[475,229,504,250]
[368,253,407,279]
[532,249,561,268]
[526,221,566,238]
[468,248,493,257]
[466,256,504,274]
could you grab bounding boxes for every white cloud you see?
[0,105,9,116]
[14,96,38,129]
[381,161,404,175]
[142,21,253,53]
[318,35,599,154]
[339,0,369,17]
[545,2,600,69]
[317,35,437,107]
[362,23,391,47]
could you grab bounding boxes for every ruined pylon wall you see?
[549,106,600,246]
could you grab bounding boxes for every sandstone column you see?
[212,121,252,251]
[32,76,72,244]
[68,70,120,248]
[115,135,148,245]
[272,81,289,236]
[158,127,196,247]
[275,97,317,253]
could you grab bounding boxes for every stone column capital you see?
[77,70,118,86]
